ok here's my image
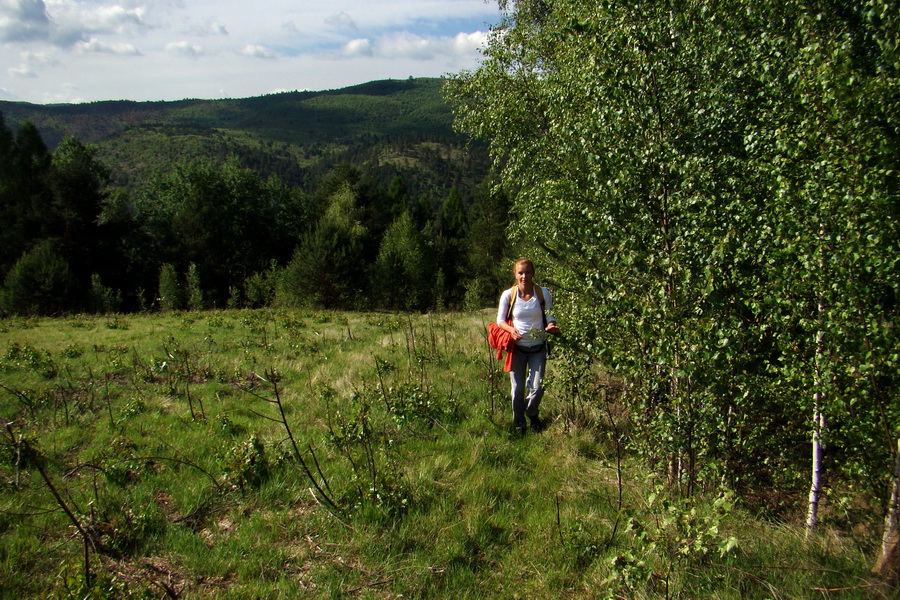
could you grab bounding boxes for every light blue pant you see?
[510,343,546,428]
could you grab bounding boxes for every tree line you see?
[447,0,899,578]
[0,113,511,316]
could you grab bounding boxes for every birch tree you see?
[447,0,899,543]
[875,438,900,583]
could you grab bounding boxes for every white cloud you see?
[0,0,52,43]
[165,40,203,57]
[241,44,276,59]
[206,21,227,36]
[0,0,502,103]
[342,38,371,58]
[9,64,36,77]
[451,30,489,55]
[76,37,139,55]
[377,32,434,60]
[353,30,488,62]
[325,11,357,31]
[0,0,151,47]
[22,48,58,66]
[4,49,58,80]
[85,4,147,34]
[186,19,228,37]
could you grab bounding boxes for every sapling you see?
[238,369,340,512]
[8,425,96,589]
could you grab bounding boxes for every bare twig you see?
[243,406,284,424]
[0,382,35,417]
[67,455,223,492]
[10,424,96,586]
[308,444,334,497]
[151,578,181,599]
[345,578,394,594]
[245,370,341,513]
[308,488,354,531]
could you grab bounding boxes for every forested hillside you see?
[0,78,487,194]
[0,78,508,315]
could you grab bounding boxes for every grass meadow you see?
[0,310,891,599]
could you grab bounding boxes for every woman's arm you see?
[497,289,523,340]
[543,288,560,334]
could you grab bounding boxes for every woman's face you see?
[515,263,534,287]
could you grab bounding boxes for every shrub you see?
[89,273,122,314]
[157,263,183,311]
[0,241,78,316]
[244,260,280,308]
[186,262,204,311]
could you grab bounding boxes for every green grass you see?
[0,309,892,599]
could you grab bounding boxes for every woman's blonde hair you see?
[513,258,535,274]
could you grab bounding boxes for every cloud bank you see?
[0,0,500,103]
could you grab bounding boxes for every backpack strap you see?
[505,285,517,322]
[506,284,547,327]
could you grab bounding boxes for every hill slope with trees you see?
[0,78,486,195]
[0,78,511,315]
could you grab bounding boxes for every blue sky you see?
[0,0,502,104]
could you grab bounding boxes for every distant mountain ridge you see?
[0,77,487,195]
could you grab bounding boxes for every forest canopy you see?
[0,113,510,315]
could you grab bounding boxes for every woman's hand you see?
[545,323,560,335]
[500,321,523,341]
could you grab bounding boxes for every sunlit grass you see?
[0,309,888,599]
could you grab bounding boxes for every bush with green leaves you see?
[157,263,182,312]
[0,240,78,316]
[243,260,280,309]
[89,273,122,314]
[374,211,431,311]
[185,262,204,311]
[221,435,270,491]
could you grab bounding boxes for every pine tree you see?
[463,178,510,308]
[0,240,76,316]
[374,211,431,311]
[278,183,367,309]
[186,262,204,311]
[158,263,183,312]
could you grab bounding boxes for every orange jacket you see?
[487,322,515,372]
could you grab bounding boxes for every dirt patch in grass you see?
[100,554,230,597]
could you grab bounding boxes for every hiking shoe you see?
[515,425,527,437]
[529,417,543,433]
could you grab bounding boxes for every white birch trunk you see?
[874,437,900,582]
[805,394,825,536]
[806,231,827,539]
[805,322,826,538]
[721,401,734,489]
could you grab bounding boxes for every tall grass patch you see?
[0,309,887,598]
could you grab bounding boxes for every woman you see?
[496,258,560,435]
